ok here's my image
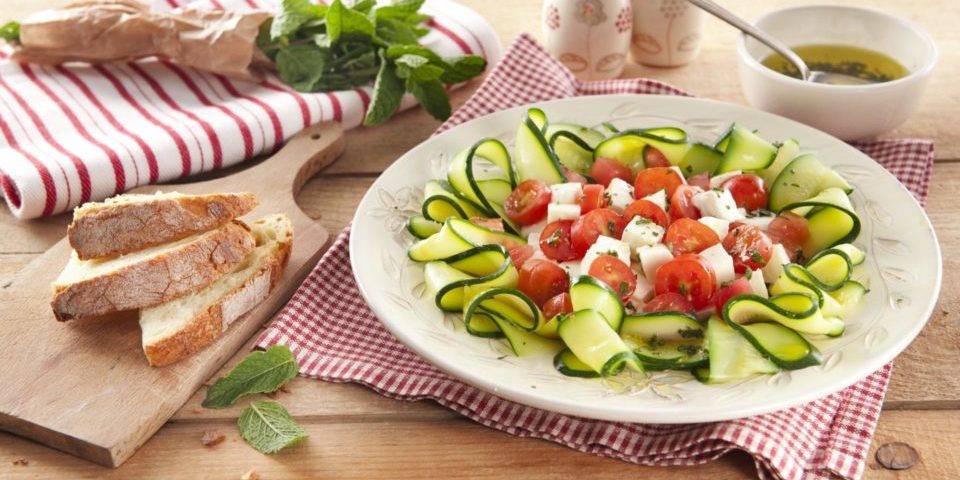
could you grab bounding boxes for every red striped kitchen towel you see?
[0,0,500,219]
[257,34,935,480]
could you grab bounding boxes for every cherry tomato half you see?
[588,255,637,301]
[766,212,809,262]
[664,218,720,255]
[644,292,696,314]
[654,254,717,310]
[504,179,551,226]
[722,174,769,211]
[623,199,670,229]
[634,166,685,199]
[669,185,702,221]
[643,146,671,168]
[687,172,711,190]
[518,259,570,308]
[590,157,633,187]
[712,277,753,314]
[539,220,579,262]
[579,184,607,214]
[722,224,773,274]
[571,208,626,257]
[508,244,534,269]
[542,292,573,322]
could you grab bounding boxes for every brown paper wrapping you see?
[10,0,272,80]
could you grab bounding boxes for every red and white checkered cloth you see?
[257,34,935,480]
[0,0,500,219]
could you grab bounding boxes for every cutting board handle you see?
[229,122,346,197]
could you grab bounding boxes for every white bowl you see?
[736,5,937,140]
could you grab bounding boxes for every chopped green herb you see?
[678,284,687,296]
[647,334,665,349]
[546,229,562,247]
[618,281,630,296]
[749,250,767,266]
[744,269,753,280]
[676,344,702,356]
[677,327,704,339]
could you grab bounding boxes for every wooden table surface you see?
[2,0,958,478]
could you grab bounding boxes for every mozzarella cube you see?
[747,269,768,298]
[762,243,791,283]
[709,170,742,189]
[547,203,580,223]
[630,273,656,305]
[520,218,547,238]
[549,182,583,205]
[637,244,673,282]
[698,244,735,284]
[739,215,775,231]
[558,260,581,279]
[526,232,541,246]
[581,235,631,272]
[642,189,667,211]
[606,178,634,212]
[697,216,730,240]
[621,217,665,250]
[692,189,743,221]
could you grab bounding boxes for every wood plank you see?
[0,124,344,467]
[3,409,957,479]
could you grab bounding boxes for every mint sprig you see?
[202,345,299,409]
[238,400,309,454]
[0,21,19,43]
[259,0,486,125]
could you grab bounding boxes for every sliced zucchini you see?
[640,127,687,141]
[600,121,620,134]
[768,154,853,212]
[783,188,861,256]
[554,348,600,378]
[714,125,733,152]
[724,292,845,337]
[716,125,778,173]
[829,280,868,306]
[545,123,605,147]
[594,130,690,169]
[421,180,484,223]
[447,217,526,249]
[549,130,595,174]
[831,243,866,266]
[408,219,474,262]
[464,310,503,338]
[407,215,442,239]
[569,275,625,331]
[731,322,821,370]
[557,309,644,376]
[678,142,723,177]
[759,138,800,185]
[804,249,854,289]
[769,264,844,318]
[447,138,515,216]
[424,261,473,310]
[429,247,518,311]
[463,286,541,332]
[491,314,562,357]
[536,313,564,339]
[443,243,512,277]
[703,315,778,384]
[515,108,566,185]
[619,313,707,369]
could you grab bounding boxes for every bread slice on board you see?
[51,220,256,321]
[68,191,258,260]
[140,214,293,366]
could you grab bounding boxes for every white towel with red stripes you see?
[0,0,501,219]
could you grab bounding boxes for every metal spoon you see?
[687,0,875,85]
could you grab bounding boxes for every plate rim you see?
[349,94,943,423]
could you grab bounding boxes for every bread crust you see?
[52,221,256,321]
[68,192,258,260]
[143,219,293,367]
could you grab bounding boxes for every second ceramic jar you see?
[630,0,706,67]
[542,0,633,80]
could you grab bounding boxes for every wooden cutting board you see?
[0,122,345,467]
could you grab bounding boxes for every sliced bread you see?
[140,214,293,367]
[51,220,256,321]
[68,191,258,259]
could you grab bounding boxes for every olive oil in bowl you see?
[761,44,909,84]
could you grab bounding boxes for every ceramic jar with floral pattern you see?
[542,0,633,80]
[630,0,706,67]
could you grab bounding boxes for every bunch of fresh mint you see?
[259,0,487,125]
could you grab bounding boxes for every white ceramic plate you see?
[349,95,941,423]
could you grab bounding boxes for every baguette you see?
[140,214,293,366]
[68,191,257,260]
[51,220,256,321]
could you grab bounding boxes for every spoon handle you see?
[686,0,810,80]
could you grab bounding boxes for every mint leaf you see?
[271,0,327,43]
[326,0,375,44]
[202,346,299,409]
[364,53,404,126]
[440,55,487,83]
[238,400,308,454]
[407,78,450,120]
[351,0,377,14]
[395,54,444,82]
[0,21,19,43]
[275,45,331,92]
[375,16,420,45]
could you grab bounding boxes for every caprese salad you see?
[406,108,867,384]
